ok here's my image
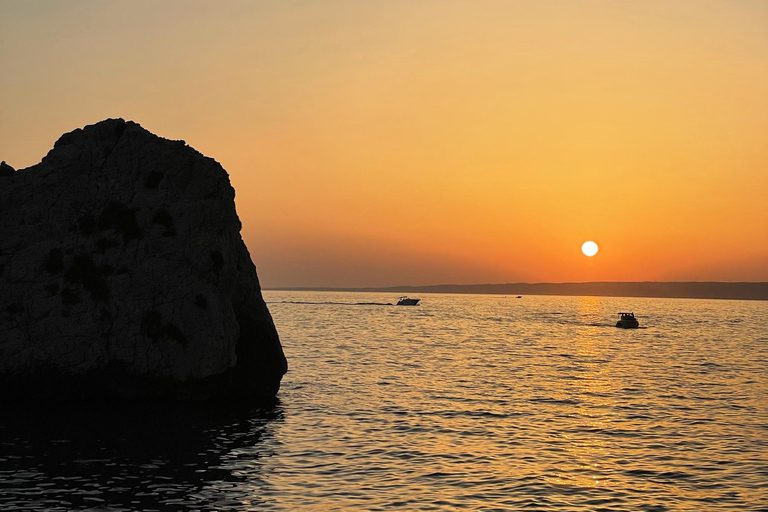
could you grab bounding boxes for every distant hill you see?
[269,282,768,301]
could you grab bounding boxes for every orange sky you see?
[1,1,766,288]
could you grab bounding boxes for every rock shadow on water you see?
[0,401,283,511]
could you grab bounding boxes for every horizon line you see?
[263,281,768,301]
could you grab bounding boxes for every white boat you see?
[616,312,639,328]
[396,296,420,306]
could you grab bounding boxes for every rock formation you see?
[0,119,287,403]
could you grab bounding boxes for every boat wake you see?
[268,301,394,306]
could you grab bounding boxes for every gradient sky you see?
[1,0,766,288]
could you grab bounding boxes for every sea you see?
[1,291,766,511]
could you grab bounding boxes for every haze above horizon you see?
[1,0,766,288]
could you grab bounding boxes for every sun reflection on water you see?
[545,296,617,489]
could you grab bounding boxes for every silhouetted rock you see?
[0,161,14,177]
[0,119,287,404]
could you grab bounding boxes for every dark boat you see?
[616,312,639,328]
[396,296,420,306]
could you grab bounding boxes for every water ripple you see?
[2,293,767,511]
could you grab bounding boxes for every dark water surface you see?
[2,292,767,511]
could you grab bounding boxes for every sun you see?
[581,241,598,257]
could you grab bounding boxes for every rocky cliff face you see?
[0,119,287,403]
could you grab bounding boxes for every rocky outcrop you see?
[0,119,287,403]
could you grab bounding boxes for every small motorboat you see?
[616,312,639,328]
[396,296,420,306]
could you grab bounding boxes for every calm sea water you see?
[1,291,767,511]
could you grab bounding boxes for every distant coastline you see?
[266,282,768,301]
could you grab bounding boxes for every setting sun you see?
[582,241,599,257]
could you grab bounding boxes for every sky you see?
[1,0,766,288]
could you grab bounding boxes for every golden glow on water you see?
[254,292,768,510]
[546,296,617,489]
[3,292,766,511]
